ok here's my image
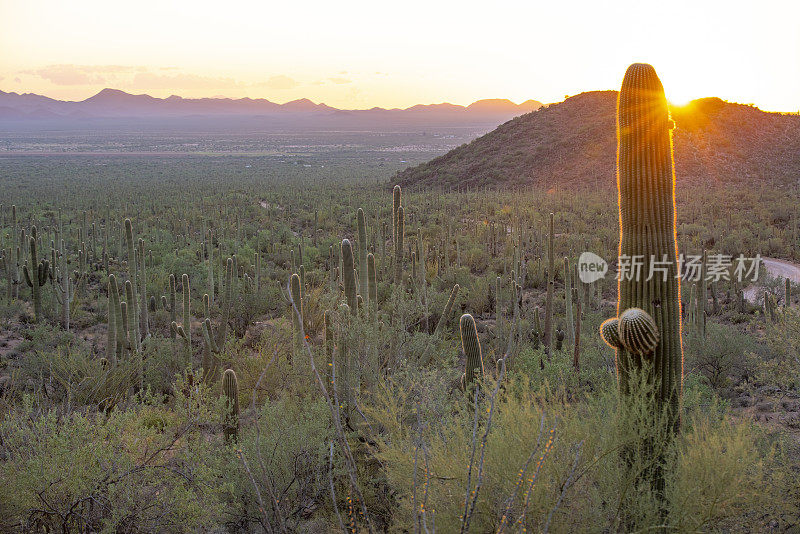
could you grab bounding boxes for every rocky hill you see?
[395,91,800,189]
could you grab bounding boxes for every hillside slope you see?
[395,91,800,189]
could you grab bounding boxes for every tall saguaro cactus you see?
[460,313,485,388]
[341,239,358,315]
[54,239,75,330]
[172,274,192,363]
[124,219,141,345]
[357,208,369,308]
[222,369,240,443]
[602,63,683,428]
[392,185,401,243]
[394,206,405,286]
[201,257,233,381]
[367,252,377,321]
[434,283,460,337]
[138,238,150,338]
[290,272,304,359]
[543,213,555,357]
[564,256,574,345]
[22,226,48,323]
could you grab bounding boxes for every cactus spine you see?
[607,63,683,426]
[222,369,240,443]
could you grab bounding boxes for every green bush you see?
[0,389,227,532]
[373,375,773,532]
[684,321,765,391]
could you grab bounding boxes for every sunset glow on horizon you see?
[2,0,799,111]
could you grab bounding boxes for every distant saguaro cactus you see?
[367,252,377,321]
[543,213,555,358]
[357,208,369,308]
[222,369,240,443]
[564,256,574,345]
[394,205,405,285]
[22,226,48,323]
[54,239,76,330]
[434,284,460,337]
[341,239,357,315]
[124,219,141,344]
[460,313,484,388]
[392,185,401,243]
[290,272,303,359]
[172,274,192,363]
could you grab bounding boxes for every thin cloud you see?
[128,71,243,93]
[22,64,141,86]
[259,75,300,90]
[328,77,352,85]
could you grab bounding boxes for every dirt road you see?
[744,257,800,302]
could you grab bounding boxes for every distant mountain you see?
[0,88,542,123]
[396,91,800,188]
[466,98,541,114]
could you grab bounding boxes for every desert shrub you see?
[373,374,772,532]
[683,321,765,391]
[757,308,800,390]
[463,276,491,316]
[0,387,227,533]
[142,337,191,396]
[14,346,140,411]
[221,394,336,531]
[17,322,79,355]
[230,283,274,339]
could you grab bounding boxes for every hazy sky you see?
[2,0,799,111]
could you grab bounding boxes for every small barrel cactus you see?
[618,308,660,356]
[600,317,623,350]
